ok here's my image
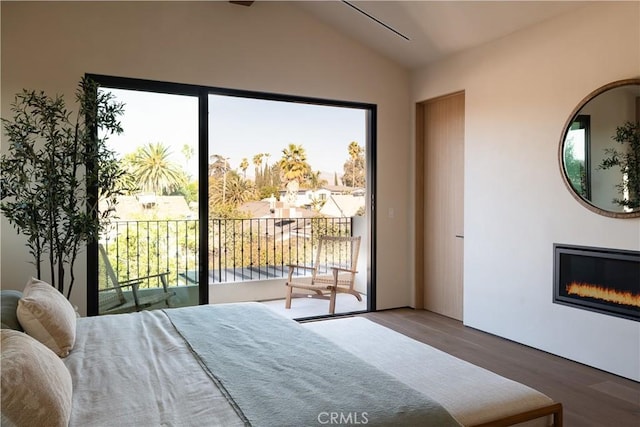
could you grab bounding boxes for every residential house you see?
[104,195,195,221]
[319,195,365,218]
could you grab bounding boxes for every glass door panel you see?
[207,94,369,318]
[98,88,200,314]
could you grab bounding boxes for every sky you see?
[102,88,367,181]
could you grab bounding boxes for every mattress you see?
[63,304,555,426]
[63,309,243,426]
[303,317,554,427]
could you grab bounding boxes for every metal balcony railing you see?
[100,217,353,289]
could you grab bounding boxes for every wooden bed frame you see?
[52,302,567,426]
[304,315,564,427]
[470,402,563,427]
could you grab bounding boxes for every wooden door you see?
[415,91,465,320]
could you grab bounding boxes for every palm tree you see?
[348,141,362,188]
[308,170,328,212]
[181,143,194,178]
[209,154,230,202]
[279,144,311,206]
[240,158,249,179]
[252,153,264,183]
[129,142,185,195]
[309,170,327,190]
[208,171,255,209]
[224,172,256,205]
[264,153,272,185]
[279,143,311,184]
[209,154,229,177]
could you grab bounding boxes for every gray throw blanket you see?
[165,303,462,427]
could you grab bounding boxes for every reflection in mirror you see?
[560,79,640,218]
[564,115,590,200]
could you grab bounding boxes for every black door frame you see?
[86,73,376,317]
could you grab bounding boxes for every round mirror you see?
[559,78,640,218]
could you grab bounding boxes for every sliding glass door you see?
[100,89,200,314]
[206,94,371,318]
[89,78,203,315]
[87,74,375,318]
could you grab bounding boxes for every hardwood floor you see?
[359,308,640,427]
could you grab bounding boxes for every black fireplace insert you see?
[553,244,639,321]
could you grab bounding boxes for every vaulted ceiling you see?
[293,1,591,69]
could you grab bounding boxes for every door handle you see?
[455,235,464,239]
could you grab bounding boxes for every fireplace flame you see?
[566,282,640,308]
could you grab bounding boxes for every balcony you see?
[99,216,367,316]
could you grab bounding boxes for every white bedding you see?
[64,306,555,426]
[63,310,243,427]
[303,317,554,427]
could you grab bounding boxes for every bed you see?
[1,283,562,427]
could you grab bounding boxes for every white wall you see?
[0,2,411,314]
[412,1,640,380]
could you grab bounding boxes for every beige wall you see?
[0,2,411,313]
[412,1,640,380]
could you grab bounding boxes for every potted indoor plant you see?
[0,76,127,299]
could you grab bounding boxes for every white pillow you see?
[0,329,73,427]
[17,277,77,357]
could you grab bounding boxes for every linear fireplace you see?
[553,244,639,321]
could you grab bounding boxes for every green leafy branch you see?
[598,121,640,210]
[1,77,127,298]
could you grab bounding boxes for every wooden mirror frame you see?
[558,78,640,218]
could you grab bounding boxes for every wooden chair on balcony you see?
[285,235,361,314]
[98,244,174,315]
